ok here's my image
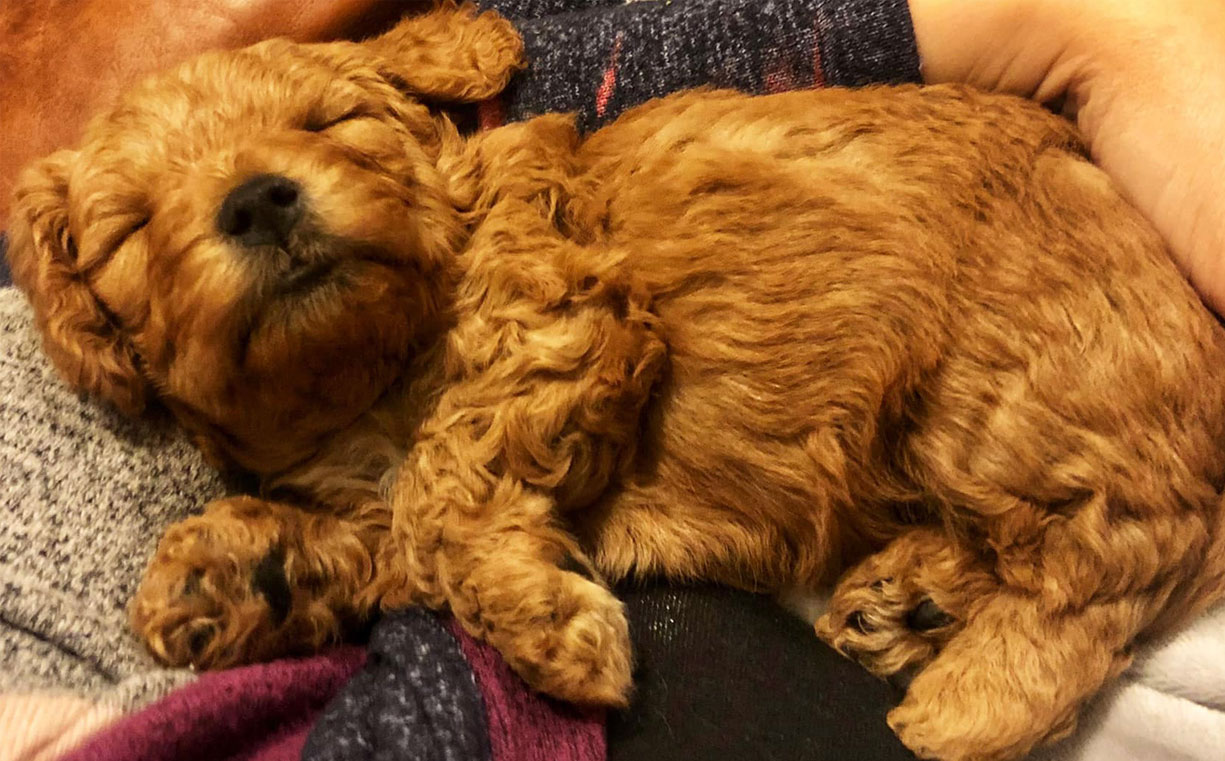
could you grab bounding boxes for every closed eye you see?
[303,108,372,133]
[79,214,150,275]
[116,216,150,250]
[127,217,150,237]
[110,215,150,253]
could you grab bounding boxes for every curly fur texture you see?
[10,5,1225,760]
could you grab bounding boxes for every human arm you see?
[909,0,1225,314]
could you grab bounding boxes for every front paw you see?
[130,501,348,669]
[131,519,287,669]
[815,528,990,681]
[815,575,957,681]
[460,567,633,708]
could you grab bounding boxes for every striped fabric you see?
[484,0,919,130]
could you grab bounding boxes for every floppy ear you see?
[8,151,150,416]
[363,2,525,102]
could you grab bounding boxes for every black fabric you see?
[613,585,917,761]
[814,0,920,87]
[485,0,922,131]
[483,0,615,21]
[302,609,492,761]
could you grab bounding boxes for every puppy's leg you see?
[131,495,388,669]
[878,493,1214,761]
[815,528,997,682]
[888,593,1139,761]
[386,206,665,706]
[388,324,661,706]
[395,474,634,707]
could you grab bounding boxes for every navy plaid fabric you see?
[489,0,920,130]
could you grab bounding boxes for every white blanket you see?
[1037,602,1225,761]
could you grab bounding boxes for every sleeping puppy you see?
[10,4,1225,760]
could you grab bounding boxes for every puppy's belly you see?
[577,86,1225,590]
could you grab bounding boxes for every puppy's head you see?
[8,4,523,471]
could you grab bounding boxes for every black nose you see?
[216,174,303,247]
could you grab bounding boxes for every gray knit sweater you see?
[0,287,213,707]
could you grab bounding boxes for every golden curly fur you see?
[9,5,1225,760]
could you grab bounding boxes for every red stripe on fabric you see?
[813,20,827,87]
[478,96,507,131]
[595,34,624,119]
[764,57,798,94]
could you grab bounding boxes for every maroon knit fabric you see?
[446,619,606,761]
[57,620,606,761]
[59,647,366,761]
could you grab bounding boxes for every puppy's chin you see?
[238,231,403,330]
[166,244,447,473]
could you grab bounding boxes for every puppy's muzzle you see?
[217,174,304,248]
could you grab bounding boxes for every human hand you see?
[910,0,1225,314]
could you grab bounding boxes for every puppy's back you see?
[569,85,1225,593]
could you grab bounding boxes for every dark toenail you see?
[252,546,292,625]
[847,610,876,633]
[870,577,893,591]
[558,551,595,581]
[906,598,954,632]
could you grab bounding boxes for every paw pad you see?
[905,598,954,632]
[251,547,292,625]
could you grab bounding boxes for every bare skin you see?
[910,0,1225,314]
